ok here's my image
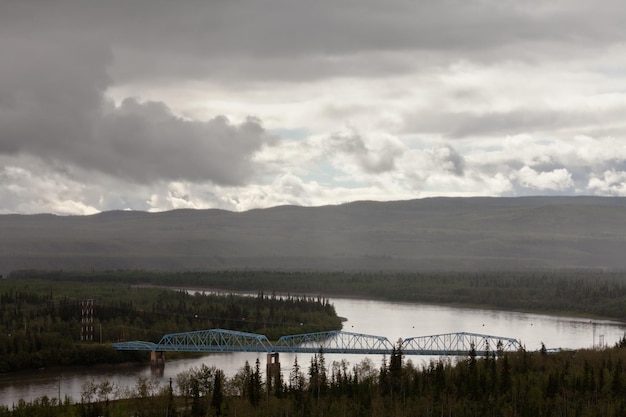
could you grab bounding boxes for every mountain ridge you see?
[2,196,626,274]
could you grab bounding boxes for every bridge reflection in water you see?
[111,329,522,357]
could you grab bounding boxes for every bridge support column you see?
[150,351,165,368]
[266,353,281,391]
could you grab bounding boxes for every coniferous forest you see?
[0,277,341,372]
[11,269,626,320]
[4,341,626,416]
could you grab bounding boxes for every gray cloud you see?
[113,2,626,84]
[433,145,465,176]
[0,34,110,154]
[328,132,404,174]
[3,0,626,214]
[0,26,272,186]
[90,99,270,185]
[446,110,572,138]
[404,106,626,138]
[4,1,625,86]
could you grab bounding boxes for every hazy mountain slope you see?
[2,196,626,274]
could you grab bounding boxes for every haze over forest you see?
[3,196,626,275]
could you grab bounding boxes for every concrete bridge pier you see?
[266,353,281,390]
[150,351,165,368]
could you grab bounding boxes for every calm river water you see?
[2,296,625,406]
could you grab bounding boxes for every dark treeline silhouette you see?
[12,268,626,320]
[5,339,626,416]
[0,278,341,372]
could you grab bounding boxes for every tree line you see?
[12,268,626,320]
[6,338,626,416]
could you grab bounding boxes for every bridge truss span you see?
[401,332,522,356]
[156,328,274,353]
[273,330,394,354]
[111,329,523,357]
[110,341,159,351]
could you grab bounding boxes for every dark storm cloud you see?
[0,12,272,186]
[0,34,109,151]
[92,99,269,184]
[5,1,625,85]
[111,1,626,83]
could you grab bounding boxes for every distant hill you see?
[2,196,626,274]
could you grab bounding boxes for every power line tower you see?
[81,297,95,341]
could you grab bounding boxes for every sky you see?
[2,1,626,215]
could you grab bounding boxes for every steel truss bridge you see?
[112,329,522,357]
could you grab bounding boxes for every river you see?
[1,296,625,407]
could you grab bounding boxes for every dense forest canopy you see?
[0,277,341,372]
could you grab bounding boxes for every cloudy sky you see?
[2,1,626,214]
